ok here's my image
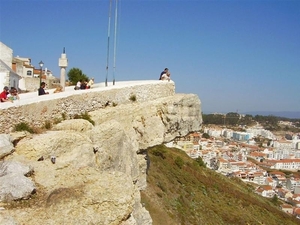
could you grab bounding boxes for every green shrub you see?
[61,112,67,120]
[80,112,95,125]
[53,118,62,124]
[157,182,166,192]
[14,122,34,133]
[44,121,52,129]
[195,157,206,168]
[73,112,95,125]
[152,148,166,159]
[175,156,184,169]
[129,94,137,102]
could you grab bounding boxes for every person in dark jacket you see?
[38,82,49,96]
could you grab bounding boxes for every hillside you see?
[141,145,300,225]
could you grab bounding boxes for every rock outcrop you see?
[0,134,14,159]
[0,84,202,224]
[0,161,35,202]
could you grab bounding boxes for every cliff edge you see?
[0,80,202,225]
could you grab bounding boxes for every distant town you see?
[167,113,300,218]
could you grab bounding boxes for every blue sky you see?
[0,0,299,114]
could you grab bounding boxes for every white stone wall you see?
[0,72,8,90]
[0,42,13,89]
[0,81,176,133]
[0,42,13,67]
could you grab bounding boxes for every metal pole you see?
[113,0,118,85]
[105,0,112,87]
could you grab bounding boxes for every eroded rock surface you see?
[0,93,202,225]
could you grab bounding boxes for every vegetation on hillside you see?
[202,112,300,132]
[141,145,299,225]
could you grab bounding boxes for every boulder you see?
[0,134,14,159]
[0,172,36,202]
[53,118,94,132]
[0,160,33,177]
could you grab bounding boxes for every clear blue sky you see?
[1,0,299,114]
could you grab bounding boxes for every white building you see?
[246,128,276,140]
[0,42,21,90]
[273,140,294,150]
[271,159,300,171]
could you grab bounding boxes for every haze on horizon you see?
[0,0,299,114]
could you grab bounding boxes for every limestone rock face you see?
[14,130,95,167]
[0,215,19,225]
[87,120,139,179]
[1,168,136,225]
[89,93,202,150]
[1,92,202,225]
[53,118,94,132]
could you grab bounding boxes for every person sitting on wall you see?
[80,80,87,89]
[74,80,81,90]
[86,78,94,89]
[159,68,171,81]
[0,86,13,102]
[38,82,49,96]
[7,87,20,100]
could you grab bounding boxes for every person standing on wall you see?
[38,82,49,96]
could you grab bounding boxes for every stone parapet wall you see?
[0,81,175,133]
[21,77,59,92]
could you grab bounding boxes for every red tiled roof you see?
[259,185,273,191]
[294,208,300,215]
[281,204,293,209]
[219,158,228,163]
[250,152,266,157]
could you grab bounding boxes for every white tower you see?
[58,47,68,91]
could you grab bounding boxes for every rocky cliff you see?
[0,81,202,225]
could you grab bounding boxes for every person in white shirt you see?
[159,68,171,81]
[75,80,81,90]
[87,78,94,89]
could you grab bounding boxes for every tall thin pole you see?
[113,0,118,85]
[105,0,113,87]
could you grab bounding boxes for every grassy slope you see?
[141,145,300,225]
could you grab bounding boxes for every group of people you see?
[159,68,171,81]
[2,71,169,102]
[0,86,20,103]
[74,78,94,90]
